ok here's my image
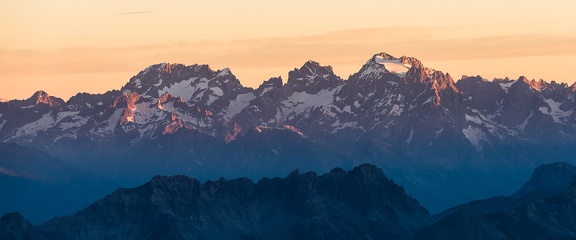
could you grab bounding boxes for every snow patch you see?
[281,87,340,118]
[499,81,515,93]
[389,104,403,116]
[158,77,211,103]
[58,115,88,130]
[134,79,142,89]
[465,114,483,125]
[539,98,573,123]
[422,96,434,105]
[342,105,352,113]
[434,127,444,138]
[222,92,255,121]
[374,56,409,77]
[10,113,57,140]
[462,125,486,152]
[259,86,274,95]
[274,109,282,124]
[102,109,123,133]
[133,102,165,125]
[360,64,386,79]
[330,120,359,133]
[466,109,513,139]
[517,111,533,132]
[217,68,231,77]
[206,95,218,105]
[210,87,224,97]
[405,128,414,146]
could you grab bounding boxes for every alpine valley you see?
[1,52,576,230]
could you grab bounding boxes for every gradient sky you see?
[1,0,575,101]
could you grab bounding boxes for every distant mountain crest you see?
[2,51,576,161]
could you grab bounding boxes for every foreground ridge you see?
[4,162,576,239]
[1,164,431,240]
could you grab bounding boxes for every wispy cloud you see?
[118,11,154,15]
[1,27,575,87]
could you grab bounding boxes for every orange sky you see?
[1,1,576,101]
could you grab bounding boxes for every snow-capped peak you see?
[354,52,417,80]
[374,56,410,78]
[372,52,397,61]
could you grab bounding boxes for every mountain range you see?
[2,162,576,240]
[1,52,575,215]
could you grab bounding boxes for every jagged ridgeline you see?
[3,162,576,240]
[1,52,576,213]
[0,164,432,240]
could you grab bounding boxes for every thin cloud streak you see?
[2,28,575,71]
[1,27,575,98]
[118,11,154,15]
